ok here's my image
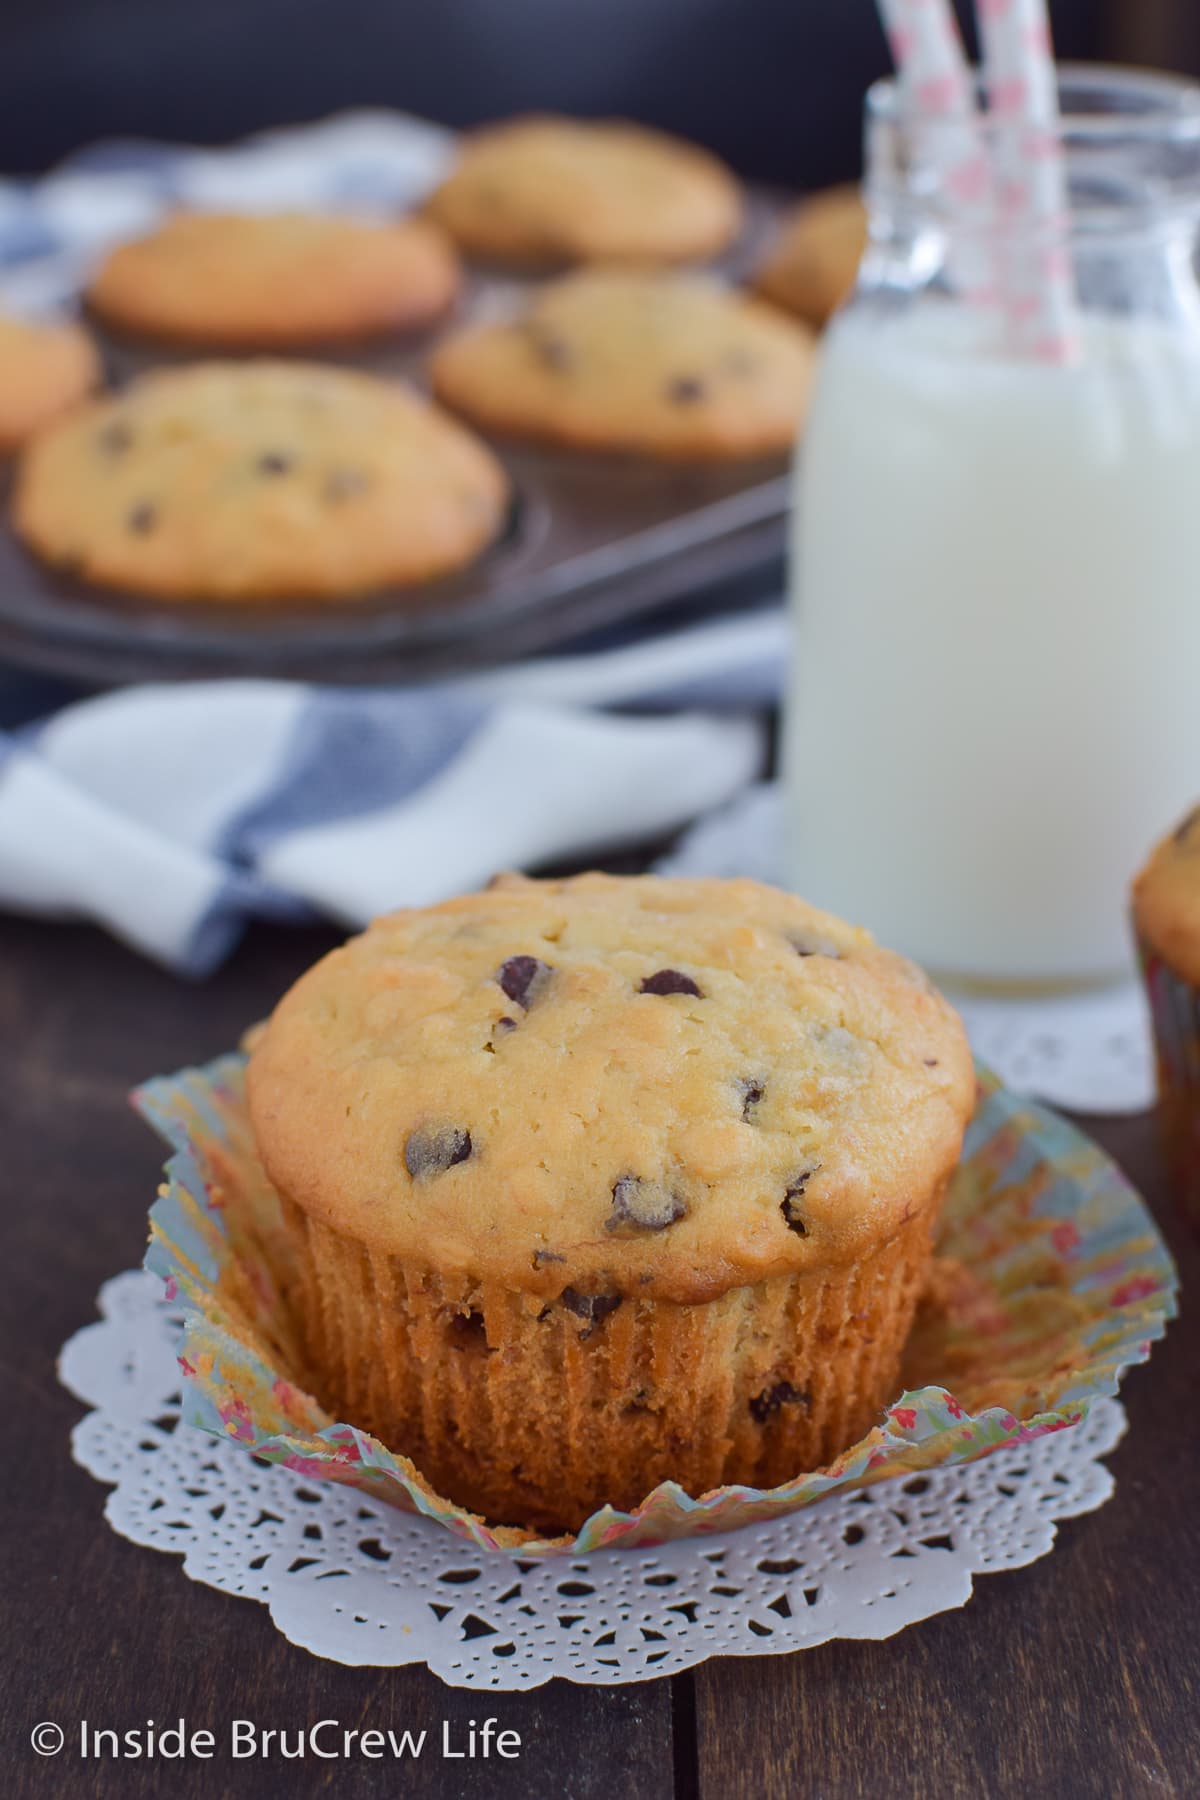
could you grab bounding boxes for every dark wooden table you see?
[3,914,1196,1800]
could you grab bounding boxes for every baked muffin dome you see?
[249,872,972,1301]
[425,115,741,267]
[247,873,975,1530]
[13,360,509,601]
[1133,806,1200,986]
[86,209,460,348]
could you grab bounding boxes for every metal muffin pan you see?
[0,189,796,685]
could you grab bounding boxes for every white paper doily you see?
[60,1270,1127,1687]
[657,784,1154,1116]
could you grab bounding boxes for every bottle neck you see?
[861,64,1200,334]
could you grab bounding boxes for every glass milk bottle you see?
[784,67,1200,986]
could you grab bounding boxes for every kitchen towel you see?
[0,607,783,974]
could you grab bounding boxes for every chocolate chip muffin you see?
[12,360,509,602]
[86,210,460,348]
[425,114,741,267]
[1133,806,1200,1219]
[0,311,99,452]
[430,270,817,460]
[752,186,867,327]
[246,873,975,1533]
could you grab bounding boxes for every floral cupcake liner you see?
[139,1054,1176,1556]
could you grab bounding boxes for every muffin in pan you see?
[430,270,817,461]
[1133,806,1200,1218]
[0,311,100,452]
[425,114,741,267]
[86,210,460,349]
[12,360,509,603]
[751,185,867,328]
[246,872,975,1533]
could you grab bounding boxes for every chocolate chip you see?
[257,450,294,476]
[1175,806,1200,846]
[483,1014,516,1054]
[527,327,574,372]
[738,1077,766,1120]
[324,466,369,502]
[790,933,842,959]
[749,1380,811,1423]
[781,1166,819,1235]
[561,1288,622,1339]
[127,501,157,535]
[608,1175,688,1233]
[924,1057,939,1067]
[496,955,552,1009]
[667,375,706,405]
[404,1125,472,1178]
[532,1248,565,1267]
[639,969,703,998]
[97,420,133,457]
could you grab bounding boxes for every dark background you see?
[0,0,1188,185]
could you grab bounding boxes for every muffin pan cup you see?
[139,1054,1176,1555]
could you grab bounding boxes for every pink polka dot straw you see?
[876,0,1080,361]
[975,0,1080,360]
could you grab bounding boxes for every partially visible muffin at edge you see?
[1133,805,1200,1217]
[246,872,976,1533]
[752,185,867,327]
[0,312,100,452]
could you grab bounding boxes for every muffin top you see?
[13,360,508,602]
[425,114,741,267]
[1133,804,1200,984]
[0,311,99,452]
[752,185,867,327]
[430,271,816,460]
[86,210,459,348]
[247,874,975,1304]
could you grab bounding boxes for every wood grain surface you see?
[1,915,1194,1800]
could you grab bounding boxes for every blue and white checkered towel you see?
[0,112,786,974]
[0,609,783,973]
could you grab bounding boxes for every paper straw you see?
[875,0,995,300]
[976,0,1080,361]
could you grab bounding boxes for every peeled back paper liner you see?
[139,1054,1176,1556]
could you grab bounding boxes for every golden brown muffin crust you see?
[86,210,460,348]
[430,270,817,460]
[0,312,99,452]
[247,873,975,1305]
[12,360,509,602]
[425,114,741,267]
[752,185,867,327]
[1133,805,1200,986]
